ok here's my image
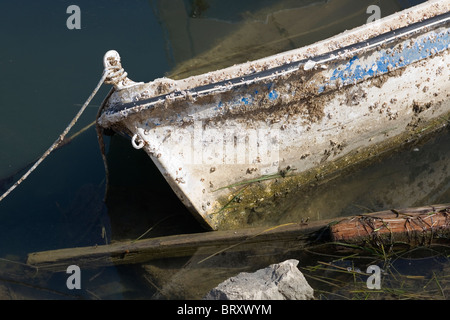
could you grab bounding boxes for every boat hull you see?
[98,1,450,230]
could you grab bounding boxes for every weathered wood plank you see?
[331,204,450,245]
[26,204,450,272]
[26,222,324,272]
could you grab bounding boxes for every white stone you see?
[204,259,314,300]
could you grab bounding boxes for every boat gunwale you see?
[100,10,450,121]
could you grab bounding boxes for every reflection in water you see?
[154,0,402,79]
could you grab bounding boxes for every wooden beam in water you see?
[26,222,324,272]
[331,204,450,245]
[26,204,450,272]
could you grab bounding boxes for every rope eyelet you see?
[131,134,145,150]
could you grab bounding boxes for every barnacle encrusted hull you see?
[98,1,450,230]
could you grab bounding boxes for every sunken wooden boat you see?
[97,0,450,230]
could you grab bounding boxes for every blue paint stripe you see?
[319,29,449,93]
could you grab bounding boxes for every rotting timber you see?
[331,205,450,246]
[26,204,450,272]
[97,1,450,230]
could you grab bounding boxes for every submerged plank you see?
[26,222,324,272]
[26,204,450,272]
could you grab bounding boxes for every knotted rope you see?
[0,50,136,203]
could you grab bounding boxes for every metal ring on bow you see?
[131,134,145,150]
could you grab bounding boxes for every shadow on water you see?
[104,134,205,240]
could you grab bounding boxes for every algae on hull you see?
[210,103,450,230]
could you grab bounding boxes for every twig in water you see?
[132,214,177,243]
[197,223,296,265]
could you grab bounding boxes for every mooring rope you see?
[0,71,109,203]
[95,87,115,202]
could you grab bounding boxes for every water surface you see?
[0,0,447,300]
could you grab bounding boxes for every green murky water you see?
[0,0,448,300]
